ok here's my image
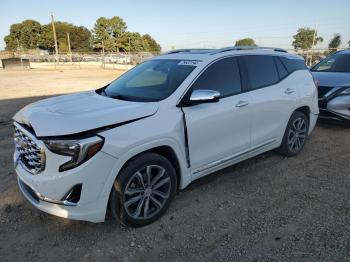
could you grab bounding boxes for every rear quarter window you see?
[274,56,289,79]
[279,56,307,72]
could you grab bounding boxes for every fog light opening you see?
[62,184,82,204]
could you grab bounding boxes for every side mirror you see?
[188,89,220,105]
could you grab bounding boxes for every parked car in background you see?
[83,55,97,62]
[115,55,131,64]
[103,54,131,64]
[13,46,318,227]
[311,50,350,122]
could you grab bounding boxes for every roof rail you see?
[165,48,215,54]
[213,46,288,54]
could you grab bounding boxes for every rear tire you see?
[109,152,177,227]
[278,111,309,157]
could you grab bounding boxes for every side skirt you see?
[192,139,277,178]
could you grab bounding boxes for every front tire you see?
[279,111,309,157]
[109,152,177,227]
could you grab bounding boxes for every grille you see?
[318,86,334,98]
[14,125,45,174]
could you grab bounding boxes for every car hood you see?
[13,91,159,137]
[312,71,350,87]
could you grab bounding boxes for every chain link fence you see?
[1,48,349,69]
[0,50,159,69]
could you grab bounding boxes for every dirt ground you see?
[0,69,349,262]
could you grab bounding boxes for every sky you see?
[0,0,349,51]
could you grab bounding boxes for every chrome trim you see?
[193,139,276,174]
[213,46,288,54]
[18,178,77,207]
[14,122,46,175]
[235,100,249,107]
[37,193,78,207]
[327,109,350,120]
[189,89,220,103]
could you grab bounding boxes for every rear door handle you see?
[285,88,295,94]
[235,100,249,108]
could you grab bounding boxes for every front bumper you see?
[319,109,350,122]
[14,150,117,223]
[319,94,350,122]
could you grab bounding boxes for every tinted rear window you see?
[192,57,241,97]
[279,57,307,72]
[243,55,279,89]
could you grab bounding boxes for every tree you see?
[92,16,127,52]
[120,32,144,52]
[235,38,256,46]
[292,28,323,50]
[4,17,161,53]
[4,20,41,50]
[348,40,350,47]
[38,22,91,53]
[328,34,341,53]
[142,34,161,52]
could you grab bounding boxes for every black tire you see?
[109,152,177,227]
[278,111,309,157]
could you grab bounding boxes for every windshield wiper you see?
[109,94,132,101]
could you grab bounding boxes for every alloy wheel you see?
[287,117,307,153]
[123,165,171,220]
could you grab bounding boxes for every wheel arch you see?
[116,145,183,191]
[103,141,190,220]
[279,105,312,147]
[294,105,311,123]
[102,138,190,200]
[144,146,182,189]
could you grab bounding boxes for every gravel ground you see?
[0,69,349,262]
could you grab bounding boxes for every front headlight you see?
[44,136,104,172]
[340,87,350,95]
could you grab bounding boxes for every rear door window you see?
[243,55,279,89]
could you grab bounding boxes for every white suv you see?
[13,47,319,226]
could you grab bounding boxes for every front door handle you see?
[235,100,249,108]
[285,88,295,94]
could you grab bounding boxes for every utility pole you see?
[309,24,317,66]
[101,40,105,69]
[67,32,72,63]
[51,12,59,65]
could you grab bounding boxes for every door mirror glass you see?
[189,89,220,104]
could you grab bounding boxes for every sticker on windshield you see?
[178,60,200,66]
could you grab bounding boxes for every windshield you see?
[312,54,350,73]
[102,59,196,102]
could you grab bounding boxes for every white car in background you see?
[13,46,318,227]
[116,55,131,64]
[106,54,131,64]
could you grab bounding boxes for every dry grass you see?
[0,68,125,100]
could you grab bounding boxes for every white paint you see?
[13,48,319,223]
